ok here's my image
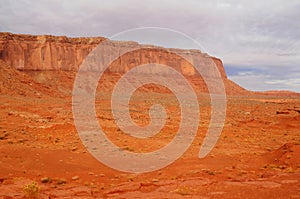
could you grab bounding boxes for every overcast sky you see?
[0,0,299,92]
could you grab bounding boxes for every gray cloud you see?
[230,71,300,92]
[0,0,299,92]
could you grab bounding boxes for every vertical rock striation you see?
[0,32,227,79]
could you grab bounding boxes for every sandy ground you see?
[0,69,300,198]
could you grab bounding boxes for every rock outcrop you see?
[0,32,227,78]
[0,32,105,71]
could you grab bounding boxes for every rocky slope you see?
[0,59,55,97]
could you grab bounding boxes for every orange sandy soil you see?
[0,67,300,198]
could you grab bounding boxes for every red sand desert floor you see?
[0,69,300,198]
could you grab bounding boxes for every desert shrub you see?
[23,181,40,198]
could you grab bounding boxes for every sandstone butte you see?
[0,32,256,96]
[1,32,300,98]
[0,32,225,75]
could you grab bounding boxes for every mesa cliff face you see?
[0,32,105,71]
[0,32,226,78]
